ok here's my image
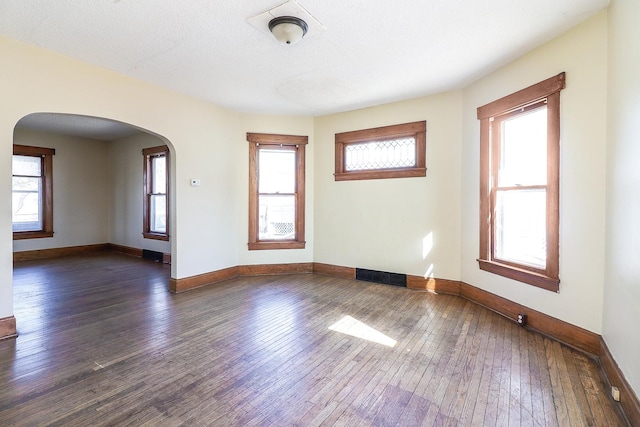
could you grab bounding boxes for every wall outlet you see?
[517,313,527,327]
[612,386,620,402]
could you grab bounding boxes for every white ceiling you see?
[1,0,608,120]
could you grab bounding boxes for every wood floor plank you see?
[0,253,629,426]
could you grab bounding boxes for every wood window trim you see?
[477,73,564,292]
[143,145,169,241]
[334,121,426,181]
[247,132,307,251]
[13,144,55,240]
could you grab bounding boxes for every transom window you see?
[477,73,564,292]
[344,137,416,171]
[247,132,307,250]
[335,121,426,181]
[143,145,169,240]
[12,145,55,240]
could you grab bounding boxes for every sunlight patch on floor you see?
[328,315,397,347]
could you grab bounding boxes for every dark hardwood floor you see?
[0,253,627,426]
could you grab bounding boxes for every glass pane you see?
[13,155,41,177]
[150,194,166,233]
[258,195,295,240]
[12,176,40,192]
[152,155,166,194]
[499,106,547,187]
[259,149,295,194]
[495,189,546,268]
[12,177,42,231]
[345,138,416,171]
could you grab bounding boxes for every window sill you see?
[335,167,426,181]
[477,259,559,292]
[248,241,305,250]
[13,231,54,240]
[143,232,169,241]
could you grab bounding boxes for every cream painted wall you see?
[109,132,171,255]
[604,0,640,398]
[0,36,287,321]
[0,35,317,322]
[237,113,315,266]
[12,129,109,252]
[460,12,608,333]
[314,91,462,280]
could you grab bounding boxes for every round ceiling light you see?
[268,16,308,45]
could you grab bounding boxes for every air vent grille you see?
[142,249,163,263]
[355,268,406,287]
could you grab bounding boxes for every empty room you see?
[1,0,639,425]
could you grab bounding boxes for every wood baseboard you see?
[599,337,640,426]
[170,266,239,293]
[170,263,314,293]
[109,243,142,258]
[13,243,110,262]
[406,276,461,295]
[238,263,313,276]
[313,263,355,279]
[0,316,17,340]
[13,243,172,264]
[458,281,601,356]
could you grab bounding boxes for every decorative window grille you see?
[344,138,416,171]
[334,120,426,181]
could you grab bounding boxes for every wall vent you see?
[142,249,164,263]
[355,268,406,287]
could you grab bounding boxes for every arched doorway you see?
[12,112,176,283]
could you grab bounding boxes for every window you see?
[477,73,565,292]
[12,145,55,240]
[247,132,307,250]
[334,120,426,181]
[143,145,169,240]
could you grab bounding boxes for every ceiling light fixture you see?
[269,16,308,45]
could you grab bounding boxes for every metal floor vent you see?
[142,249,164,263]
[355,268,407,287]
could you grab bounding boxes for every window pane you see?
[499,107,547,187]
[150,194,166,233]
[152,155,166,194]
[495,189,546,268]
[13,155,41,177]
[345,138,416,171]
[259,149,295,193]
[258,195,295,240]
[12,177,42,232]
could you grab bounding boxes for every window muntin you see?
[247,132,307,250]
[477,73,564,292]
[143,145,169,240]
[335,121,426,181]
[12,145,55,240]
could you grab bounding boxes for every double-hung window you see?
[12,145,55,240]
[247,133,307,250]
[477,73,564,291]
[143,145,169,240]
